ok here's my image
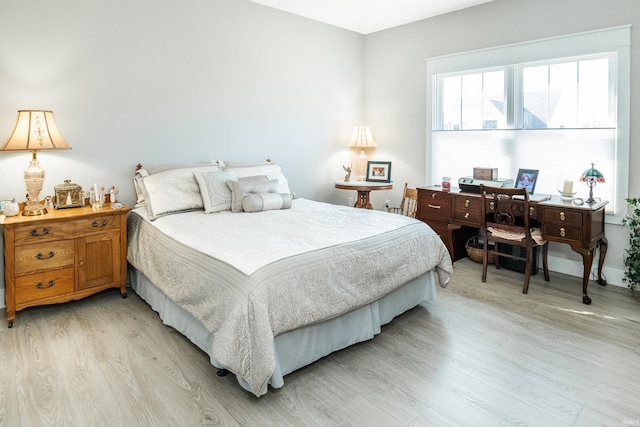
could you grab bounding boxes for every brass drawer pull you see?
[92,219,109,227]
[489,201,495,210]
[36,280,55,290]
[464,212,470,219]
[560,212,566,221]
[560,228,566,238]
[30,228,49,237]
[36,251,55,260]
[465,199,470,208]
[428,204,442,209]
[530,207,534,216]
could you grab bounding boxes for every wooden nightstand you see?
[2,202,131,327]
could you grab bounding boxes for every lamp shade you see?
[580,162,605,185]
[1,110,71,152]
[348,125,377,149]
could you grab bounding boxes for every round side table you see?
[335,181,393,209]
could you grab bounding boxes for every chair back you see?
[391,183,418,218]
[480,185,532,242]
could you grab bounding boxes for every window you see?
[427,26,630,221]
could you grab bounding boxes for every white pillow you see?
[227,178,279,213]
[134,162,221,207]
[222,162,290,194]
[138,165,220,220]
[194,170,238,213]
[242,193,292,212]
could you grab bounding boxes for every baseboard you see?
[547,255,626,288]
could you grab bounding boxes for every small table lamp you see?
[580,162,605,204]
[1,110,71,215]
[348,125,377,181]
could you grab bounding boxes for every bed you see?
[127,161,453,396]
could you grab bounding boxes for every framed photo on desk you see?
[366,161,392,183]
[515,169,539,194]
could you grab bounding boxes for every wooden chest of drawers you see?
[2,203,131,327]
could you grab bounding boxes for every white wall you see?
[0,0,364,295]
[363,0,640,286]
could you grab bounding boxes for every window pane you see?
[483,71,505,129]
[579,58,610,127]
[549,62,577,128]
[523,65,549,128]
[442,75,461,130]
[461,73,482,129]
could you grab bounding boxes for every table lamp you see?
[1,110,71,215]
[348,125,377,181]
[580,162,605,204]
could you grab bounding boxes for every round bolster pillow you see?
[241,193,292,212]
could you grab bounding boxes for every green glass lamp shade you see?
[580,163,605,203]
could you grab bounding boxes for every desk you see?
[335,181,393,209]
[416,187,608,304]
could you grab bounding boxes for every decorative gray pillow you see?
[242,193,292,212]
[227,179,278,213]
[194,170,238,213]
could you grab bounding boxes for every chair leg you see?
[523,246,533,294]
[542,243,550,282]
[482,241,488,283]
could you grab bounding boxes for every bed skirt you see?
[128,266,437,395]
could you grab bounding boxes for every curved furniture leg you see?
[355,190,373,209]
[575,248,595,305]
[596,237,608,286]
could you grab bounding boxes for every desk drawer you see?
[417,190,452,222]
[543,224,583,243]
[542,207,583,226]
[453,196,482,226]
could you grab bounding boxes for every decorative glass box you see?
[54,180,84,209]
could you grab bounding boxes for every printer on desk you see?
[458,177,514,193]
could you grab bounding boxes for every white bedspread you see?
[127,198,452,396]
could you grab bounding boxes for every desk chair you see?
[388,183,418,218]
[480,184,550,294]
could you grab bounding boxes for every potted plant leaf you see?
[622,197,640,292]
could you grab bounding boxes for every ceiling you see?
[250,0,494,34]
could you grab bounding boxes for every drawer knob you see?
[30,228,49,237]
[36,251,55,260]
[560,212,566,221]
[428,204,441,209]
[92,219,109,227]
[36,280,55,290]
[464,212,470,219]
[530,207,534,216]
[489,201,495,210]
[465,199,470,208]
[560,227,566,238]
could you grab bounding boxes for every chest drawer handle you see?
[30,228,49,237]
[560,212,566,221]
[489,201,495,210]
[465,199,470,208]
[92,219,109,227]
[560,227,566,238]
[36,251,55,260]
[530,207,534,216]
[464,212,470,219]
[36,280,55,290]
[428,204,442,209]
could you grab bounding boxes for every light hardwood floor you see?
[1,258,639,426]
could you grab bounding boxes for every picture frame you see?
[366,161,392,183]
[0,198,15,213]
[515,169,539,194]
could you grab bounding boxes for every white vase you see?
[4,202,19,216]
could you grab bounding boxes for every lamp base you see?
[22,203,46,216]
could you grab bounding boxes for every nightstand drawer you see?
[14,216,120,245]
[15,268,75,305]
[15,240,75,275]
